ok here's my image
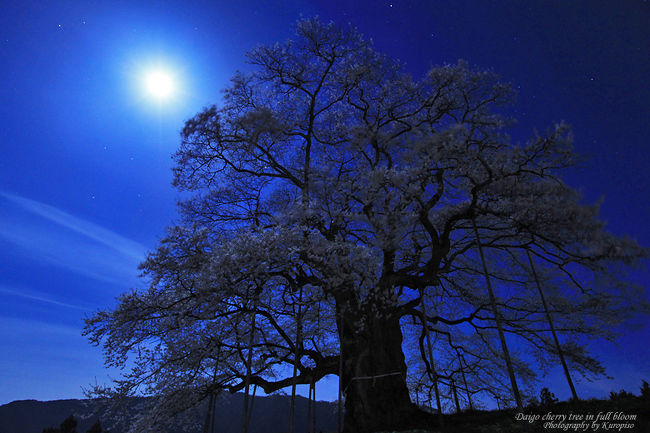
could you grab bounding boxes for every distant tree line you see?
[525,380,650,409]
[42,415,104,433]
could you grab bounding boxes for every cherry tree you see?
[84,19,646,433]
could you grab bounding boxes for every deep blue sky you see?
[0,1,648,406]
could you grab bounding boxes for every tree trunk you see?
[339,309,436,433]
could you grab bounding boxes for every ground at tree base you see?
[375,394,649,433]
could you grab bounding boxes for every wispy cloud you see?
[0,286,89,311]
[1,192,146,260]
[0,192,149,285]
[0,316,83,338]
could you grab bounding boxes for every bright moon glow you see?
[143,69,176,100]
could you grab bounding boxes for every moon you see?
[143,68,176,101]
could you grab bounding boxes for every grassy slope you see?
[392,395,650,433]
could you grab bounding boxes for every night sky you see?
[1,1,649,406]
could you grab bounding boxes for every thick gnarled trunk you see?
[339,309,436,433]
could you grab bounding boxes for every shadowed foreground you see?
[0,393,337,433]
[2,391,649,433]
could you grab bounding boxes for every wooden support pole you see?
[306,379,316,433]
[419,288,443,416]
[472,218,523,410]
[451,378,461,413]
[203,393,214,433]
[210,394,217,433]
[312,381,316,433]
[458,353,474,411]
[306,380,312,433]
[526,249,579,401]
[337,313,343,433]
[205,347,222,433]
[241,290,258,433]
[247,384,257,428]
[289,286,304,433]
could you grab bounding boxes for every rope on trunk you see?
[343,371,404,395]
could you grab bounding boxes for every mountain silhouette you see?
[0,393,338,433]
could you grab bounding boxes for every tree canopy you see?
[84,19,646,433]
